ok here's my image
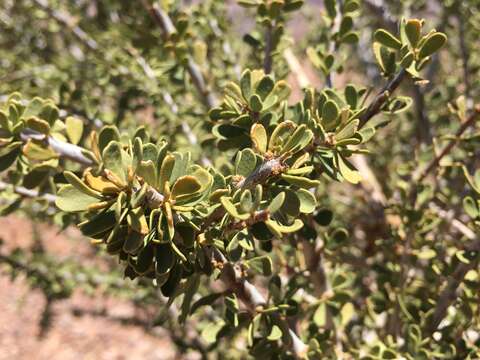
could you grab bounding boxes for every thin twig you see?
[209,247,308,358]
[0,181,56,203]
[263,24,273,74]
[429,203,476,240]
[33,0,98,51]
[20,129,94,166]
[359,68,408,128]
[416,106,480,183]
[145,2,217,109]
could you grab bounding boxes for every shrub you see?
[0,0,479,358]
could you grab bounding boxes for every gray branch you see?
[146,2,218,109]
[263,24,273,74]
[236,158,285,189]
[0,181,56,203]
[20,129,94,166]
[33,0,98,51]
[359,68,408,128]
[416,106,480,183]
[210,247,308,358]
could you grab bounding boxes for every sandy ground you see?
[0,216,176,360]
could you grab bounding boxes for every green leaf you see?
[344,0,359,12]
[227,232,243,261]
[155,243,175,274]
[239,190,254,213]
[159,154,175,192]
[240,69,252,100]
[135,245,154,274]
[324,0,336,19]
[137,160,156,186]
[337,155,362,184]
[169,152,190,184]
[171,175,201,200]
[123,231,144,254]
[0,110,9,130]
[416,248,436,260]
[405,19,422,47]
[339,16,353,36]
[26,117,50,135]
[336,119,359,141]
[190,293,223,315]
[256,75,275,100]
[267,325,283,341]
[374,29,402,50]
[344,85,357,108]
[98,125,121,153]
[322,100,339,129]
[269,121,295,152]
[235,148,257,177]
[400,52,414,68]
[266,219,303,234]
[179,274,200,323]
[341,32,359,44]
[296,188,316,214]
[56,184,100,212]
[0,141,21,158]
[127,207,149,235]
[280,124,313,155]
[161,263,183,297]
[39,101,59,125]
[22,169,48,189]
[331,227,349,243]
[315,208,334,226]
[201,320,225,344]
[268,192,285,213]
[0,147,20,172]
[251,222,274,240]
[79,211,116,237]
[247,255,273,276]
[249,94,263,112]
[251,123,268,154]
[284,0,303,12]
[65,116,83,145]
[281,174,320,188]
[463,197,479,219]
[22,140,58,161]
[373,42,386,73]
[102,141,127,183]
[462,167,480,194]
[418,32,447,59]
[64,171,103,199]
[357,126,375,143]
[314,303,327,326]
[280,190,300,217]
[221,197,250,220]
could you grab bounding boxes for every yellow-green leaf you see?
[56,184,100,212]
[65,116,84,145]
[251,123,268,154]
